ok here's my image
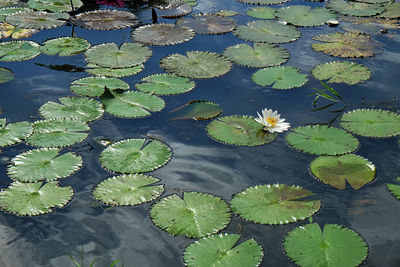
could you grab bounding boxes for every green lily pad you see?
[0,0,20,8]
[170,100,222,120]
[311,61,371,85]
[176,14,236,35]
[326,0,385,17]
[340,109,400,138]
[238,0,289,4]
[184,233,263,267]
[224,43,289,68]
[150,192,231,238]
[93,174,164,206]
[86,63,143,78]
[378,2,400,19]
[355,0,392,3]
[0,7,27,22]
[0,40,40,61]
[284,223,368,267]
[0,67,14,83]
[85,42,151,69]
[0,22,38,39]
[310,154,375,190]
[27,0,83,12]
[71,9,138,30]
[206,115,277,146]
[135,74,195,95]
[214,10,238,17]
[0,119,32,147]
[386,177,400,200]
[131,23,195,46]
[155,0,192,19]
[0,181,74,216]
[312,32,382,58]
[99,138,172,173]
[160,51,232,79]
[230,184,321,225]
[246,7,276,19]
[26,118,89,148]
[234,20,301,44]
[6,10,69,30]
[286,125,359,155]
[340,16,400,34]
[7,148,82,182]
[70,76,129,97]
[275,6,337,27]
[181,0,197,7]
[39,96,104,122]
[252,66,308,89]
[41,37,90,56]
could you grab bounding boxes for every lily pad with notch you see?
[86,63,143,78]
[70,76,129,97]
[0,40,40,61]
[252,66,308,89]
[246,7,276,19]
[71,9,138,30]
[154,0,191,19]
[275,5,337,27]
[27,0,83,12]
[0,118,32,148]
[131,24,195,46]
[326,0,385,17]
[176,13,236,35]
[0,67,14,83]
[6,10,69,30]
[0,22,38,39]
[386,177,400,200]
[136,73,195,95]
[41,37,90,56]
[311,61,371,85]
[169,100,222,120]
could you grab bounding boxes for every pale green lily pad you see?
[26,118,89,148]
[0,41,40,61]
[176,14,236,35]
[326,0,385,17]
[70,76,129,97]
[85,42,151,69]
[238,0,289,4]
[27,0,83,12]
[234,20,301,44]
[378,2,400,19]
[181,0,197,6]
[0,119,32,147]
[41,37,90,56]
[131,23,195,46]
[310,154,375,190]
[206,115,277,146]
[231,184,321,225]
[93,174,164,206]
[387,177,400,200]
[160,51,232,79]
[246,7,276,19]
[286,125,359,155]
[135,74,195,95]
[340,109,400,137]
[223,43,289,68]
[6,10,69,30]
[7,148,82,182]
[39,96,104,122]
[0,22,38,39]
[170,100,222,120]
[0,67,14,83]
[0,0,20,8]
[150,192,231,238]
[214,10,238,17]
[0,7,26,22]
[184,233,263,267]
[284,223,368,267]
[0,181,73,216]
[86,63,143,78]
[252,66,308,89]
[311,61,371,85]
[99,138,172,173]
[275,6,337,27]
[71,9,138,30]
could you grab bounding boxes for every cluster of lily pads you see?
[0,0,399,266]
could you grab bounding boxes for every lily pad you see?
[169,100,222,120]
[0,22,38,39]
[7,148,82,182]
[326,0,385,17]
[238,0,289,4]
[234,20,301,44]
[99,138,172,173]
[150,192,231,238]
[160,51,232,79]
[0,119,32,147]
[312,32,382,58]
[131,24,195,46]
[86,64,144,78]
[284,223,368,267]
[311,61,371,85]
[135,74,195,95]
[184,233,263,267]
[0,181,74,216]
[0,7,27,22]
[214,10,238,17]
[71,9,138,30]
[176,14,236,35]
[41,37,90,56]
[310,154,375,190]
[246,7,276,19]
[93,174,164,206]
[386,177,400,200]
[0,67,14,83]
[230,184,321,225]
[286,125,359,155]
[0,0,20,8]
[0,40,40,61]
[340,109,400,137]
[223,43,289,68]
[27,0,83,12]
[378,2,400,19]
[275,6,337,27]
[355,0,391,3]
[155,0,191,18]
[85,42,151,69]
[70,76,129,97]
[206,115,277,146]
[340,16,399,35]
[181,0,197,7]
[26,118,89,148]
[6,10,69,30]
[252,66,308,89]
[39,96,104,122]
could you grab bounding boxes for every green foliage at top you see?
[169,100,222,120]
[387,177,400,200]
[176,14,236,35]
[246,7,276,19]
[0,67,14,83]
[0,119,32,147]
[0,41,40,61]
[27,0,83,12]
[275,6,337,27]
[6,10,69,30]
[41,37,90,56]
[135,74,195,95]
[378,2,400,19]
[326,0,385,17]
[284,223,368,267]
[311,61,371,85]
[252,66,308,90]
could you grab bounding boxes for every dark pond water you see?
[0,0,399,266]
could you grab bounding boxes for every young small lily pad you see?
[326,0,385,17]
[6,10,69,30]
[311,61,371,85]
[0,22,38,39]
[386,177,400,200]
[150,192,231,238]
[0,67,14,83]
[0,119,32,147]
[135,74,195,95]
[252,66,308,89]
[41,37,90,56]
[0,41,40,61]
[230,184,321,225]
[176,14,236,35]
[70,76,129,97]
[275,6,337,27]
[246,7,276,19]
[27,0,83,12]
[86,63,144,78]
[131,24,195,46]
[170,100,222,120]
[71,9,138,30]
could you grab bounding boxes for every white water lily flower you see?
[254,108,290,133]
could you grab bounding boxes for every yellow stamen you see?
[267,116,278,126]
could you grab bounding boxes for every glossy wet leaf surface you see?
[132,24,195,46]
[311,61,371,85]
[0,22,38,39]
[0,41,40,61]
[70,76,129,97]
[326,0,385,17]
[0,119,32,147]
[176,14,236,34]
[135,74,195,95]
[27,0,83,12]
[0,67,14,83]
[6,10,69,30]
[71,9,138,30]
[275,5,337,27]
[170,100,222,120]
[41,37,90,56]
[252,66,308,89]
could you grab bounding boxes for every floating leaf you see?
[26,118,89,148]
[223,43,289,68]
[136,74,195,95]
[378,2,400,19]
[93,174,164,206]
[275,6,337,27]
[0,119,32,147]
[0,0,20,8]
[155,0,191,18]
[0,7,26,22]
[150,192,231,238]
[41,37,90,56]
[181,0,197,7]
[71,9,138,30]
[0,181,73,216]
[312,32,382,58]
[160,51,232,79]
[252,66,308,89]
[39,96,104,122]
[99,138,172,173]
[206,115,277,146]
[246,7,276,19]
[311,61,371,85]
[386,177,400,200]
[86,64,143,78]
[176,14,236,35]
[0,41,40,61]
[70,76,129,97]
[0,22,38,39]
[231,184,321,225]
[238,0,289,4]
[326,0,385,17]
[6,10,69,30]
[214,10,238,17]
[340,109,400,137]
[355,0,392,3]
[0,67,14,83]
[27,0,83,12]
[340,16,399,34]
[234,20,301,44]
[170,100,222,120]
[184,233,263,267]
[85,42,151,69]
[131,24,195,46]
[7,148,82,182]
[284,223,368,267]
